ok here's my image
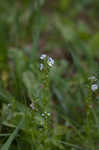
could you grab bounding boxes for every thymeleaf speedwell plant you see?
[39,54,54,147]
[85,75,99,149]
[40,53,54,114]
[30,54,55,148]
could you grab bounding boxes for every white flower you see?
[7,104,12,108]
[41,113,45,117]
[91,84,98,92]
[41,112,51,117]
[47,57,54,67]
[30,103,34,110]
[40,54,46,60]
[40,63,44,71]
[88,76,97,81]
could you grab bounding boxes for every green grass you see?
[0,0,99,149]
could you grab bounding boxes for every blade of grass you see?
[57,140,84,150]
[0,134,11,137]
[30,0,41,62]
[0,91,12,103]
[67,42,84,75]
[1,119,24,150]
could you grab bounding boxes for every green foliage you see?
[0,0,99,150]
[1,119,24,150]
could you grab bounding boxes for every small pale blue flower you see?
[88,76,97,81]
[30,103,34,109]
[47,57,54,67]
[91,84,98,92]
[40,54,46,60]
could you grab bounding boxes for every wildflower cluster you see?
[41,112,51,119]
[40,54,54,71]
[88,75,98,92]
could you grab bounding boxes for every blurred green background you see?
[0,0,99,150]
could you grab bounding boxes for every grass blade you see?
[1,119,24,150]
[30,0,41,62]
